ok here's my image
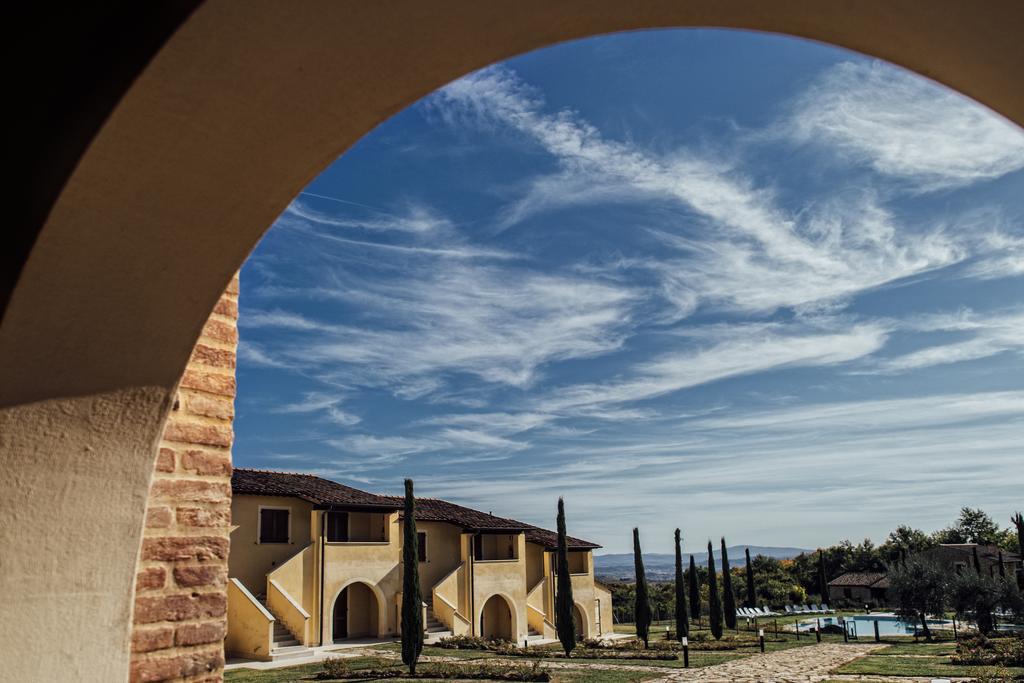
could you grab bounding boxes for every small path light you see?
[815,618,821,643]
[758,628,765,653]
[681,636,689,668]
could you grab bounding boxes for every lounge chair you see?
[810,604,822,613]
[821,604,835,614]
[804,604,818,613]
[784,605,795,614]
[761,606,778,617]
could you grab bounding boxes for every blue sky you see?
[235,30,1024,554]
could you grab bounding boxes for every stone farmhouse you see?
[226,469,613,661]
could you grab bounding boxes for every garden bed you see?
[317,659,550,681]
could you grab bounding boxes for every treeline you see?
[608,507,1024,626]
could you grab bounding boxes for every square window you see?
[259,508,289,544]
[326,511,349,542]
[417,531,427,562]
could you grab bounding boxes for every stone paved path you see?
[645,643,887,682]
[344,642,977,682]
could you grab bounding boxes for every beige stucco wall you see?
[526,542,546,590]
[595,581,614,636]
[226,579,274,661]
[319,512,402,642]
[409,521,464,595]
[473,534,528,641]
[229,494,314,593]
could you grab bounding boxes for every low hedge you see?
[319,659,549,681]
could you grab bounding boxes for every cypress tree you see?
[401,479,423,674]
[721,538,736,630]
[744,548,756,609]
[674,529,689,640]
[688,554,700,622]
[1015,513,1024,590]
[1012,512,1024,555]
[633,528,652,648]
[707,540,723,639]
[817,550,828,603]
[555,498,576,656]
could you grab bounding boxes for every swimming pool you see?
[796,613,953,637]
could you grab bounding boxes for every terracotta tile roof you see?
[827,572,888,587]
[522,525,601,551]
[231,468,400,509]
[395,498,601,547]
[388,496,529,532]
[232,468,601,547]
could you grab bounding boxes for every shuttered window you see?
[417,531,427,562]
[259,508,289,544]
[326,511,349,542]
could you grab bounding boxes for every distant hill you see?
[594,545,809,581]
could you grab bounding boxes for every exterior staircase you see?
[256,594,313,661]
[423,605,452,643]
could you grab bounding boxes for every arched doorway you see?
[3,4,1023,681]
[573,603,588,640]
[333,582,380,641]
[480,594,515,641]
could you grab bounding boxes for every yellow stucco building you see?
[226,469,614,660]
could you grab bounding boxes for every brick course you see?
[130,276,238,682]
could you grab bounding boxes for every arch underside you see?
[2,2,1022,680]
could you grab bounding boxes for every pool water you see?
[796,613,953,636]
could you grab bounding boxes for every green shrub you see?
[435,634,513,651]
[951,633,1024,666]
[318,660,550,681]
[322,658,350,677]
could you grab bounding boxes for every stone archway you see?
[480,594,517,641]
[2,3,1023,681]
[332,581,381,641]
[573,603,590,640]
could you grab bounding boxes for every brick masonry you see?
[130,275,238,683]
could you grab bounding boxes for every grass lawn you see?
[834,637,1024,679]
[224,656,395,683]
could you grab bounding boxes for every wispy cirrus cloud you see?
[272,392,361,426]
[785,61,1024,191]
[401,390,1024,551]
[870,307,1024,373]
[429,65,968,321]
[286,199,453,234]
[245,263,638,393]
[536,323,888,414]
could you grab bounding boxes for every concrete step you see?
[274,637,299,647]
[525,633,545,642]
[270,645,313,661]
[426,625,448,633]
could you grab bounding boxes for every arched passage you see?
[480,594,516,641]
[573,603,589,640]
[330,581,384,641]
[2,4,1023,681]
